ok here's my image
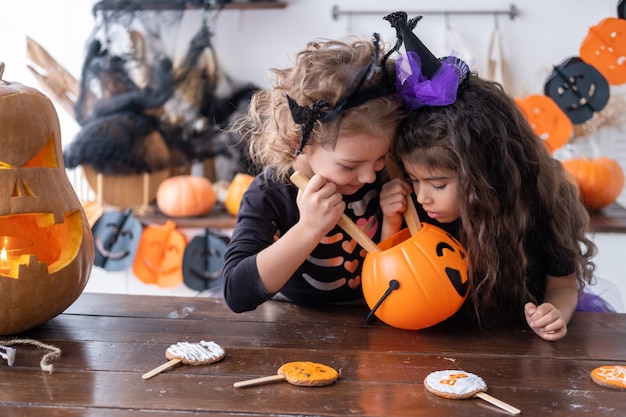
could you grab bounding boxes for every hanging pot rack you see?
[332,4,520,21]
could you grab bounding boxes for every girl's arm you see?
[257,174,345,293]
[524,273,579,341]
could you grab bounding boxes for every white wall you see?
[2,0,620,145]
[2,0,625,309]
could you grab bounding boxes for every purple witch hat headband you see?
[384,11,470,110]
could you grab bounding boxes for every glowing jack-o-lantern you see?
[0,66,94,335]
[362,224,469,330]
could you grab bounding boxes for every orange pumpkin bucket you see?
[291,171,469,331]
[362,224,469,330]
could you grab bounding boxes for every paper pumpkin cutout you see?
[182,229,229,291]
[515,94,572,153]
[362,224,469,330]
[580,17,626,85]
[544,57,610,124]
[132,220,187,287]
[92,209,142,272]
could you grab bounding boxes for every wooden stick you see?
[233,374,286,388]
[142,358,181,380]
[475,392,521,415]
[290,171,380,253]
[385,159,421,234]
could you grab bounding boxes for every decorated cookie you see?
[233,361,339,388]
[277,361,339,387]
[590,365,626,390]
[424,370,488,399]
[424,369,521,415]
[142,340,225,379]
[165,340,225,365]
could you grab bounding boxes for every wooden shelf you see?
[135,204,237,230]
[589,203,626,233]
[93,1,287,12]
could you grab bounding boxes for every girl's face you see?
[401,160,461,224]
[299,132,391,195]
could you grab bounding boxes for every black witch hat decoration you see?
[288,33,395,155]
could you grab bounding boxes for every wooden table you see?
[1,293,624,416]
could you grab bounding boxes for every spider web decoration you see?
[63,0,243,176]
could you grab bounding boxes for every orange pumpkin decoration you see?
[225,173,255,216]
[0,64,94,335]
[562,157,625,210]
[580,17,626,85]
[362,224,469,330]
[132,220,187,288]
[156,175,216,217]
[515,94,572,153]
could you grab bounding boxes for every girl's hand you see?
[295,174,345,237]
[380,178,412,238]
[524,302,568,341]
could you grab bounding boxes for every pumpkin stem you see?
[0,62,4,79]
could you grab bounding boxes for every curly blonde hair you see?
[236,37,405,183]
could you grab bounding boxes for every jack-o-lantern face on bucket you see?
[0,69,94,335]
[362,224,468,330]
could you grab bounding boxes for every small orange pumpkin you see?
[562,157,625,210]
[225,173,255,216]
[362,224,469,330]
[156,175,216,217]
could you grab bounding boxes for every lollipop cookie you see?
[424,370,520,415]
[590,365,626,390]
[234,361,339,388]
[142,340,225,379]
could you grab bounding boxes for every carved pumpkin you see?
[515,94,572,153]
[156,175,216,217]
[562,157,625,210]
[0,65,94,335]
[362,224,469,330]
[225,173,255,216]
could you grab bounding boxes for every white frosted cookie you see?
[424,370,487,399]
[590,365,626,390]
[165,340,225,365]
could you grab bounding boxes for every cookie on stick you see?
[424,370,520,415]
[234,361,339,388]
[590,365,626,390]
[142,340,225,380]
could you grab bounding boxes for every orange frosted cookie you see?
[278,361,339,387]
[234,361,339,388]
[590,365,626,390]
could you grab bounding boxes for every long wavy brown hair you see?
[235,37,405,183]
[395,75,596,328]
